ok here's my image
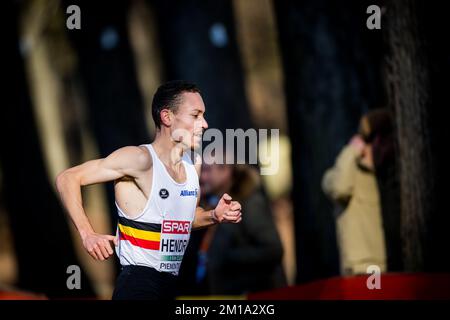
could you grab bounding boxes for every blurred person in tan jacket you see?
[322,110,389,275]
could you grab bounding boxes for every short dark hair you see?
[359,108,393,143]
[151,80,201,128]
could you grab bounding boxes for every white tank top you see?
[114,144,199,275]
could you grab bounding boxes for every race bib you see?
[158,220,191,273]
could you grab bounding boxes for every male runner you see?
[55,81,242,300]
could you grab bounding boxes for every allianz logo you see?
[180,189,198,197]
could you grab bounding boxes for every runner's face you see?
[171,92,208,150]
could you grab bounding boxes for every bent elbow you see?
[321,170,335,197]
[322,171,352,202]
[55,170,75,192]
[55,171,66,192]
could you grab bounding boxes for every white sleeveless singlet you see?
[115,144,199,275]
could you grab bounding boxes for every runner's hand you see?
[213,193,242,224]
[81,232,118,261]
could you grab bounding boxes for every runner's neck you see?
[152,134,186,168]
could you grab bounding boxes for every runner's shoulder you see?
[116,145,153,171]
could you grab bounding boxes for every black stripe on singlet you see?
[117,216,161,232]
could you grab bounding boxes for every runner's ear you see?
[160,108,172,127]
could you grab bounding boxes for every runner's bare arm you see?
[55,146,152,260]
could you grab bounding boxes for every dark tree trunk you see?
[1,2,95,298]
[384,0,450,272]
[152,0,252,133]
[385,0,432,272]
[274,0,386,282]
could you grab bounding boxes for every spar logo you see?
[162,220,191,234]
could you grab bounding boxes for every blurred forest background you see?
[2,0,450,299]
